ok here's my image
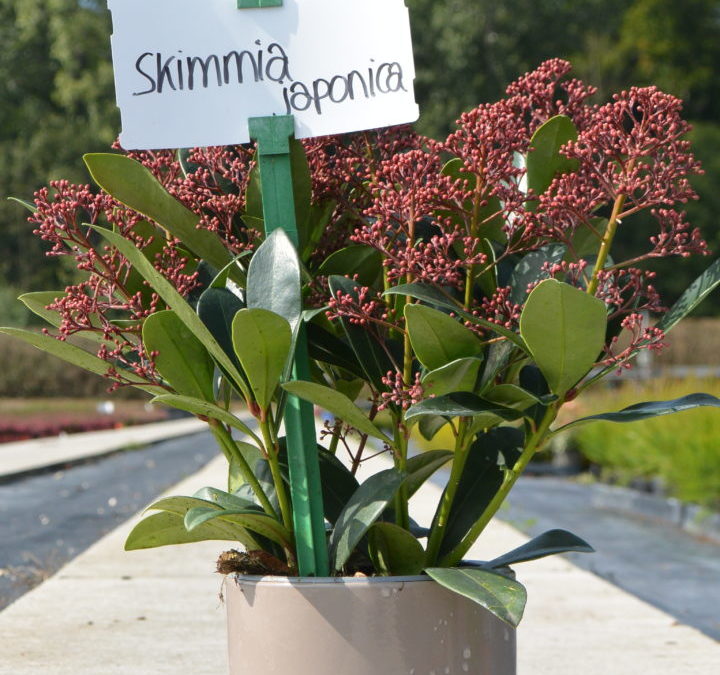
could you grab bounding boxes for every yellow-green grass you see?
[569,378,720,508]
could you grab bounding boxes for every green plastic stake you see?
[249,115,329,577]
[237,0,283,8]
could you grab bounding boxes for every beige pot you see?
[225,575,516,675]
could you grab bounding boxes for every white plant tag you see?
[107,0,419,149]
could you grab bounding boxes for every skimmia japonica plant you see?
[5,60,720,627]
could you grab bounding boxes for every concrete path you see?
[0,417,206,480]
[0,444,718,674]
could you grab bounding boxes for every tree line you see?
[1,0,719,322]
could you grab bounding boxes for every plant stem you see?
[394,422,410,530]
[208,420,279,520]
[439,407,558,567]
[586,191,628,296]
[259,415,294,532]
[424,418,471,566]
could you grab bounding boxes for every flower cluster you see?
[26,59,706,395]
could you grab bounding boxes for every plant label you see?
[107,0,419,150]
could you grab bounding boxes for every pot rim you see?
[229,574,435,587]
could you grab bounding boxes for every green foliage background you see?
[1,0,719,323]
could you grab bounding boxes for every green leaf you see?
[150,394,259,440]
[657,258,720,333]
[88,225,250,399]
[0,327,156,394]
[422,357,482,398]
[435,428,523,559]
[368,522,425,576]
[228,442,265,492]
[18,291,64,328]
[232,308,292,408]
[329,275,397,390]
[282,381,390,442]
[197,287,245,370]
[124,511,241,550]
[425,568,527,628]
[405,392,522,423]
[306,322,365,379]
[405,304,483,370]
[509,245,566,303]
[526,115,579,200]
[405,450,453,497]
[83,154,231,271]
[557,393,720,431]
[520,279,607,396]
[565,218,608,262]
[316,448,361,524]
[185,508,293,550]
[300,200,336,263]
[247,229,302,329]
[318,246,383,287]
[7,196,36,213]
[143,310,215,401]
[192,487,259,512]
[385,283,527,350]
[486,529,594,569]
[418,415,450,441]
[485,384,542,411]
[329,468,406,571]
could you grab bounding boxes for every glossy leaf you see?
[306,321,365,379]
[422,357,482,398]
[526,115,579,200]
[657,258,720,333]
[329,468,406,571]
[228,442,265,492]
[520,279,607,396]
[558,393,720,431]
[425,567,527,628]
[405,450,453,497]
[405,304,483,370]
[485,384,542,411]
[436,428,523,558]
[282,381,390,442]
[84,153,231,270]
[185,508,293,550]
[405,392,522,423]
[316,448,361,524]
[318,246,382,287]
[509,245,566,303]
[418,415,450,441]
[18,291,64,328]
[89,225,250,397]
[368,522,426,576]
[124,511,241,551]
[232,308,292,408]
[192,487,259,512]
[197,287,245,369]
[247,229,302,330]
[143,310,215,401]
[151,394,259,440]
[0,327,156,394]
[385,283,527,350]
[486,529,594,569]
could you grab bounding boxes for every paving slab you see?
[0,417,206,479]
[1,449,718,674]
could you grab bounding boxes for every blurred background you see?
[0,0,718,508]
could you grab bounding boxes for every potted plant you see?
[4,60,719,673]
